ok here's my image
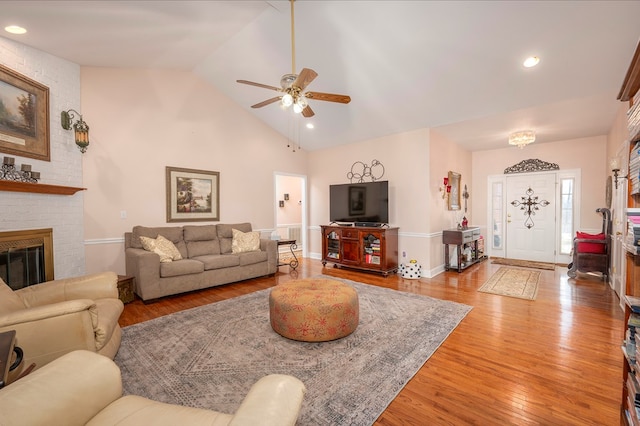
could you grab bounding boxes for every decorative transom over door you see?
[505,173,556,262]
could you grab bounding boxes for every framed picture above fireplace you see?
[166,166,220,222]
[0,64,50,162]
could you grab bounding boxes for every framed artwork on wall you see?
[166,166,220,222]
[447,171,461,211]
[0,64,50,161]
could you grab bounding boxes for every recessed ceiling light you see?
[306,123,314,129]
[523,56,540,68]
[4,25,27,35]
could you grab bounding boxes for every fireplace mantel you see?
[0,180,85,195]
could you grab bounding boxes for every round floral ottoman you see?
[269,278,359,342]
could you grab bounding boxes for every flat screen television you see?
[329,180,389,226]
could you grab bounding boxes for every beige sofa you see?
[0,272,123,382]
[0,350,306,426]
[125,223,277,302]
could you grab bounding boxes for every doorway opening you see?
[274,173,307,261]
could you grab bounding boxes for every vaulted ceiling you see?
[2,1,639,151]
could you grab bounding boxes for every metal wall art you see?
[510,187,550,229]
[347,159,385,183]
[504,159,559,174]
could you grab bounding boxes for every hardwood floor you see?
[119,259,624,425]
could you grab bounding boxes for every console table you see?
[442,227,486,272]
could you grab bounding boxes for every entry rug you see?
[491,257,555,270]
[115,276,471,425]
[478,267,540,300]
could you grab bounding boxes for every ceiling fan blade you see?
[237,80,281,92]
[251,97,282,108]
[293,68,318,91]
[302,105,315,118]
[305,91,351,104]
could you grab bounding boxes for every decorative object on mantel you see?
[61,109,90,153]
[0,64,50,162]
[1,156,40,182]
[510,187,550,229]
[504,158,559,174]
[347,159,385,183]
[508,130,536,149]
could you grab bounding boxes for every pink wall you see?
[81,68,308,274]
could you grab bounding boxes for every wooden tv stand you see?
[320,225,398,276]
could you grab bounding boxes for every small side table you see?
[277,239,299,270]
[117,275,135,304]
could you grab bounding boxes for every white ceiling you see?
[1,1,639,152]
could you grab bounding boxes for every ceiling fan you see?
[236,0,351,118]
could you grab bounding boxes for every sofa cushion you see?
[186,240,221,258]
[192,254,241,270]
[139,236,183,263]
[132,226,187,258]
[238,250,268,266]
[159,259,205,278]
[576,232,606,254]
[218,223,252,254]
[0,278,26,313]
[184,225,217,242]
[232,228,260,254]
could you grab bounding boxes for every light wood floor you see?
[119,259,624,425]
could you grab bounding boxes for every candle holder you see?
[0,156,40,183]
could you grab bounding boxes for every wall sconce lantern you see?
[61,109,90,153]
[439,176,451,199]
[611,157,628,189]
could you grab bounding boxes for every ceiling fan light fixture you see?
[296,96,308,109]
[293,102,304,114]
[508,130,536,149]
[282,93,294,107]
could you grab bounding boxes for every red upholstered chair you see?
[567,208,611,280]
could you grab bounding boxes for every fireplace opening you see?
[0,229,54,290]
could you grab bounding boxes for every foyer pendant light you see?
[508,130,536,149]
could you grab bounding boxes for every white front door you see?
[505,173,557,262]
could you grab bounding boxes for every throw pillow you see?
[576,232,606,254]
[156,235,183,260]
[231,228,260,253]
[139,236,174,263]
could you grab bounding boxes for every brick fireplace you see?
[0,228,54,290]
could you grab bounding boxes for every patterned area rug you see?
[115,276,471,425]
[478,267,540,300]
[491,258,555,270]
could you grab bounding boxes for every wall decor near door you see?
[510,187,550,229]
[504,158,559,174]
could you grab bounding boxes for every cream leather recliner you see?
[0,350,306,426]
[0,271,123,382]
